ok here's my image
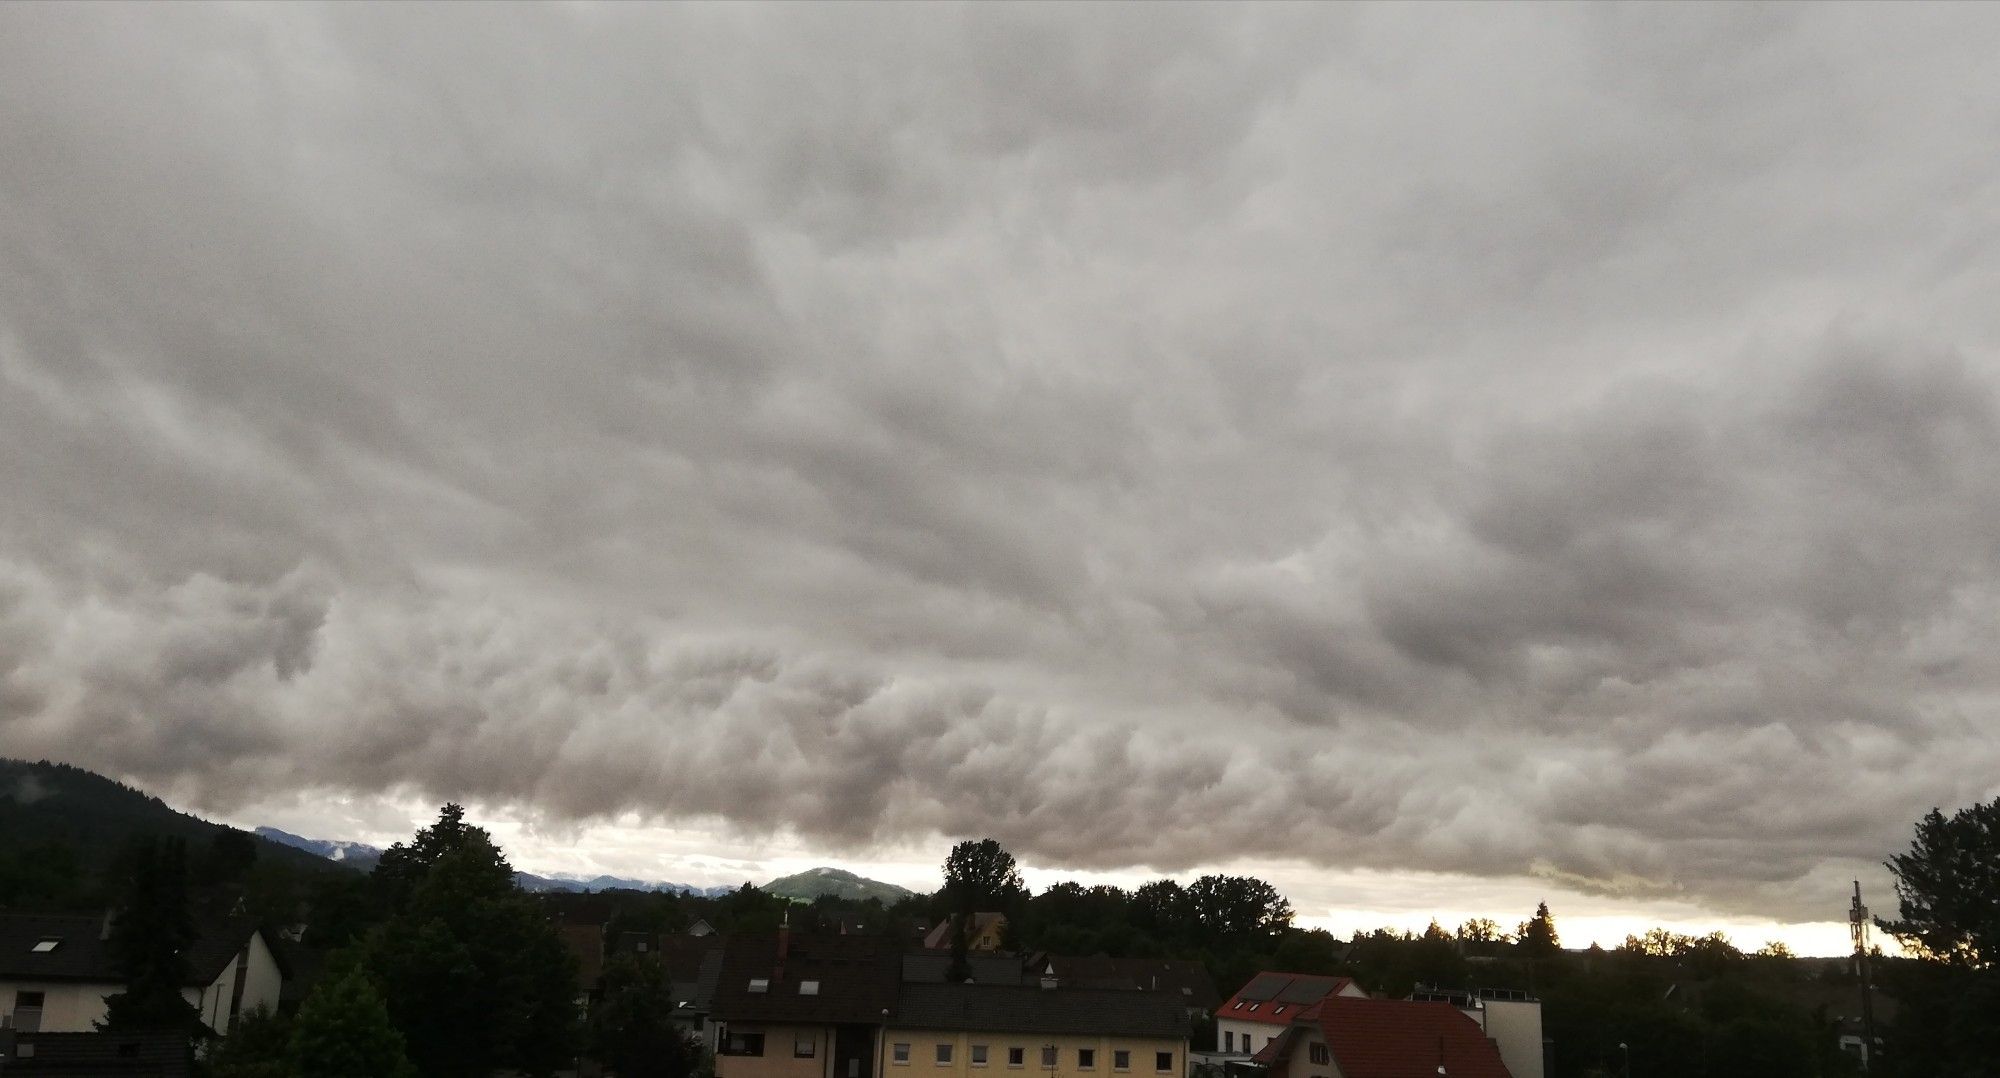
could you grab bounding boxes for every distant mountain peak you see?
[763,866,914,903]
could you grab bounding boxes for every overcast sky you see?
[4,3,1999,952]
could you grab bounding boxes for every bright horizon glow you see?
[228,791,1889,959]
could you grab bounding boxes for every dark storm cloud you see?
[5,2,2000,921]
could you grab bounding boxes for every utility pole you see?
[1850,881,1878,1070]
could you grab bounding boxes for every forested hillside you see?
[0,757,349,910]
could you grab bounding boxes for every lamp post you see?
[1617,1042,1630,1078]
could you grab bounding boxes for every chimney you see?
[775,911,790,986]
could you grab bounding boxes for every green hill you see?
[763,866,916,904]
[0,757,352,910]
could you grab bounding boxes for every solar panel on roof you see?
[1274,976,1339,1004]
[1237,973,1291,1001]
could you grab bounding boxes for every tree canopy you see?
[361,804,579,1078]
[1883,797,2000,967]
[940,838,1025,911]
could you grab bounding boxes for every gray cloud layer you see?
[5,3,2000,921]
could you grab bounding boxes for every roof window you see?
[1273,1005,1286,1015]
[799,980,820,995]
[1247,1003,1259,1011]
[748,978,770,993]
[31,938,61,953]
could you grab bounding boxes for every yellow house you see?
[881,982,1189,1078]
[712,932,901,1078]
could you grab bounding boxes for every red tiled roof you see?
[1318,997,1511,1078]
[1218,972,1358,1026]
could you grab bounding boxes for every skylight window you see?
[31,938,60,953]
[748,978,770,993]
[1273,1005,1286,1015]
[1247,1002,1259,1011]
[799,980,820,995]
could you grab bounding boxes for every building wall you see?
[881,1028,1185,1078]
[1478,1000,1542,1078]
[716,1021,837,1078]
[186,934,283,1035]
[0,980,117,1033]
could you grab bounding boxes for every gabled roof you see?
[0,913,275,988]
[893,984,1191,1040]
[0,914,118,983]
[710,933,901,1025]
[1219,972,1358,1025]
[1317,997,1511,1078]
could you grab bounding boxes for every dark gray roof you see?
[672,947,726,1017]
[0,914,118,983]
[710,934,901,1025]
[0,913,268,988]
[901,954,1025,985]
[894,984,1190,1040]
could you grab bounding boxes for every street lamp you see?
[1617,1042,1630,1078]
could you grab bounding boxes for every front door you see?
[834,1024,876,1078]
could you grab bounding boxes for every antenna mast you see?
[1850,881,1877,1070]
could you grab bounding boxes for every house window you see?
[748,978,770,993]
[972,1046,989,1067]
[796,1034,816,1058]
[1309,1044,1329,1066]
[1008,1048,1025,1068]
[1041,1047,1058,1068]
[800,980,821,995]
[723,1032,766,1057]
[30,938,60,953]
[894,1044,912,1065]
[1078,1049,1096,1070]
[1114,1051,1131,1071]
[937,1044,954,1065]
[1154,1054,1173,1073]
[12,991,45,1034]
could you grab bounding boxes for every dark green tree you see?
[362,805,580,1078]
[590,955,703,1078]
[1518,901,1561,959]
[1883,798,2000,966]
[1184,875,1292,943]
[290,966,418,1078]
[1130,880,1191,941]
[208,1005,295,1078]
[99,837,204,1035]
[940,838,1026,911]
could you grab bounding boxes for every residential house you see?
[710,929,902,1078]
[1409,987,1542,1078]
[924,915,1008,953]
[1249,997,1511,1078]
[1213,974,1365,1060]
[882,979,1190,1078]
[0,914,284,1037]
[609,932,724,1049]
